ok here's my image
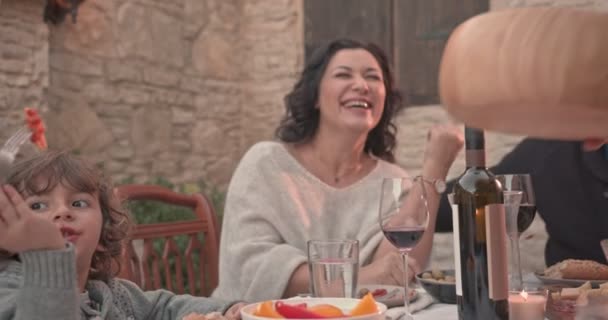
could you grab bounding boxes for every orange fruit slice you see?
[349,292,379,316]
[254,301,283,318]
[308,304,345,318]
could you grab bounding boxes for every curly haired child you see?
[0,151,243,320]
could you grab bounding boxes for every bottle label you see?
[451,203,463,296]
[485,203,509,300]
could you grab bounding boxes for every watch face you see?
[435,180,447,193]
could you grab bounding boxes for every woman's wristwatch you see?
[420,177,447,194]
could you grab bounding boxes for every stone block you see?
[116,85,152,105]
[151,89,194,107]
[143,66,181,87]
[172,106,194,124]
[184,0,210,38]
[52,72,86,91]
[180,76,206,93]
[1,42,32,61]
[106,60,141,82]
[50,51,104,76]
[45,99,114,153]
[84,82,121,104]
[151,156,178,176]
[191,120,239,157]
[116,2,184,68]
[60,0,117,58]
[205,0,239,33]
[192,30,238,80]
[130,106,172,157]
[95,104,133,118]
[104,160,128,173]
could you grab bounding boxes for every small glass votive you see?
[508,289,548,320]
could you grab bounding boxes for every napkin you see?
[385,290,435,320]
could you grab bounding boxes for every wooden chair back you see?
[116,184,220,296]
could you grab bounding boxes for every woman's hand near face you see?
[422,124,464,178]
[0,185,65,254]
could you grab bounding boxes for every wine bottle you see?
[451,127,509,320]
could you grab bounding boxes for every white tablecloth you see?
[409,303,457,319]
[411,303,550,320]
[395,274,550,320]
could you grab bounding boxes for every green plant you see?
[120,176,225,225]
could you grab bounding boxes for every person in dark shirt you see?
[436,139,608,267]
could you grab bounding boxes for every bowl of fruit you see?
[241,293,387,320]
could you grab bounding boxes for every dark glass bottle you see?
[451,127,509,320]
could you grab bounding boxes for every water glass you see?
[307,239,359,298]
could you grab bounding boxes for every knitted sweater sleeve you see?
[113,279,235,320]
[0,246,79,320]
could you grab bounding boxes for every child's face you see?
[23,179,103,275]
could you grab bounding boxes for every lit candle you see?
[508,289,547,320]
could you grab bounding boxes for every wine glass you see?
[496,174,536,291]
[378,177,429,319]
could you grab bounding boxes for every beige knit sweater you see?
[212,141,408,302]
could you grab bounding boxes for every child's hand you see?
[224,302,246,320]
[0,185,65,253]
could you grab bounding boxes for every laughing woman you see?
[213,39,463,302]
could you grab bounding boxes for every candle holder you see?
[508,289,548,320]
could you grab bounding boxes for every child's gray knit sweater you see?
[0,245,234,320]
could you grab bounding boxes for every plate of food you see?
[242,296,387,320]
[355,285,416,308]
[415,269,457,304]
[545,280,608,320]
[534,259,608,288]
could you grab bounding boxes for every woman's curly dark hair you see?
[275,38,405,162]
[5,151,131,282]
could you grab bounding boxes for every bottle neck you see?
[466,149,486,168]
[464,126,486,168]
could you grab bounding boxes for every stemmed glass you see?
[378,177,429,319]
[496,174,536,291]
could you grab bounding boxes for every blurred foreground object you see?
[24,108,47,150]
[439,7,608,141]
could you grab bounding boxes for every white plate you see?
[534,271,608,288]
[356,285,417,308]
[241,297,387,320]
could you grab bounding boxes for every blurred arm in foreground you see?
[439,7,608,149]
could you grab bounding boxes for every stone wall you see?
[42,0,303,188]
[0,0,49,144]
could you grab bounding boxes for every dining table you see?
[400,295,553,320]
[389,273,552,320]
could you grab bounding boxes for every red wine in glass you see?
[382,226,426,251]
[517,205,537,234]
[379,177,429,320]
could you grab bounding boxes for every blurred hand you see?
[0,185,64,254]
[582,138,607,151]
[359,251,420,286]
[423,124,464,177]
[224,302,246,320]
